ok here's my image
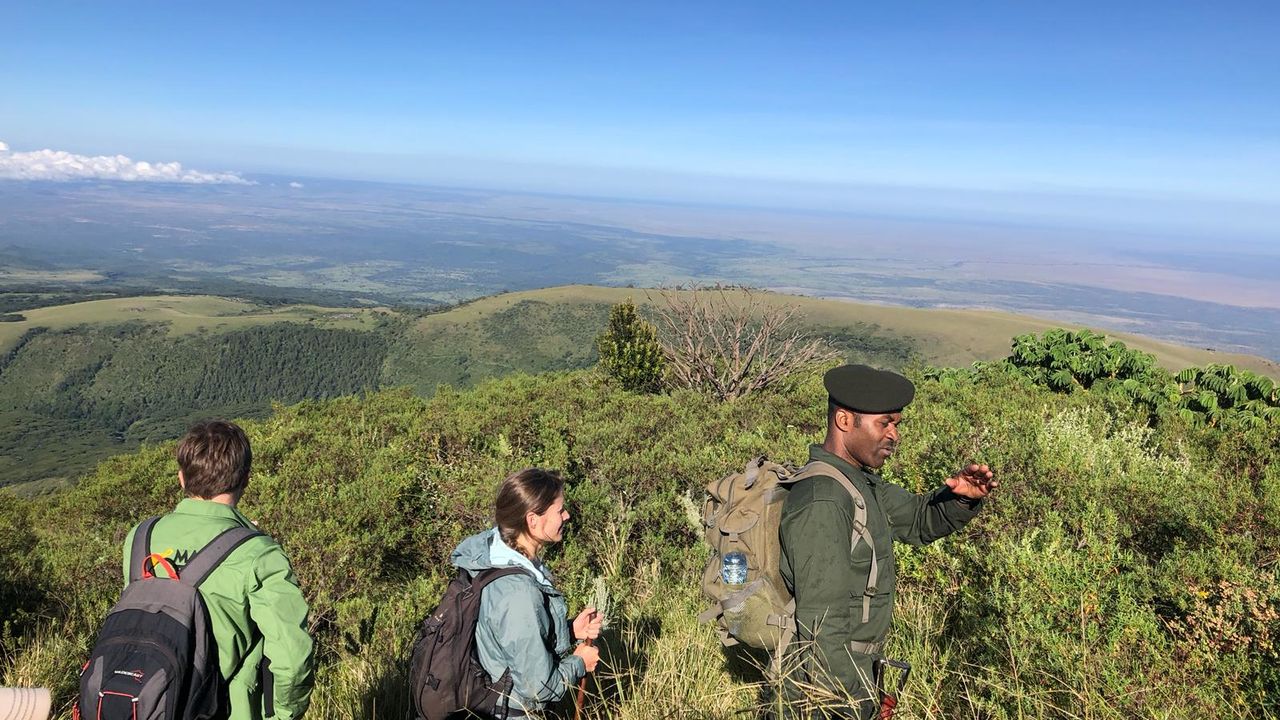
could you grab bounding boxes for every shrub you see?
[0,491,46,657]
[4,359,1279,718]
[653,287,838,401]
[595,299,665,393]
[1175,364,1280,430]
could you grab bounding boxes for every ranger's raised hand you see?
[944,463,996,499]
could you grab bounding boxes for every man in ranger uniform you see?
[780,365,996,718]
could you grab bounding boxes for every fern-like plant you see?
[1175,364,1280,428]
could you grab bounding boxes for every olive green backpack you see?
[698,457,878,664]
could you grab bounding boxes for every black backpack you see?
[76,516,261,720]
[409,567,533,720]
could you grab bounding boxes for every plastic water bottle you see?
[721,551,748,585]
[721,552,749,635]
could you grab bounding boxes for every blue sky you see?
[2,1,1277,232]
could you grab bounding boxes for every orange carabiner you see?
[142,552,179,580]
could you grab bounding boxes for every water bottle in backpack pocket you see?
[698,457,804,651]
[699,457,876,655]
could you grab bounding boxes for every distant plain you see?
[2,177,1278,361]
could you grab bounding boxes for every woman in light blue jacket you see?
[450,468,602,717]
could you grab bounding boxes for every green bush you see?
[3,358,1278,718]
[1175,364,1280,429]
[0,491,46,656]
[595,299,665,393]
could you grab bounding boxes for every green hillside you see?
[2,364,1277,718]
[0,321,392,490]
[444,285,1279,376]
[383,286,923,394]
[2,285,1275,492]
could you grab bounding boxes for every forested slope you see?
[0,323,387,490]
[3,286,1275,492]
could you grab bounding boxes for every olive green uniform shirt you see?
[121,499,315,720]
[779,445,982,717]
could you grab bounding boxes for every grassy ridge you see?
[2,367,1277,718]
[2,285,1275,492]
[11,286,1269,372]
[0,295,392,352]
[406,285,1279,375]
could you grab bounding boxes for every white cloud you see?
[289,181,304,188]
[0,140,253,185]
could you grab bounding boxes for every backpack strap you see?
[789,460,880,625]
[180,525,264,587]
[129,516,162,583]
[473,566,554,618]
[470,566,534,591]
[767,597,798,678]
[469,565,553,672]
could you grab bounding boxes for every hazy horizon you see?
[3,175,1278,362]
[3,1,1277,238]
[3,2,1278,358]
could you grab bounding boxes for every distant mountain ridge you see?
[3,178,1278,359]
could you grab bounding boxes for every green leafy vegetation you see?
[1003,328,1165,392]
[936,329,1280,433]
[1175,365,1280,429]
[2,346,1277,717]
[595,299,665,393]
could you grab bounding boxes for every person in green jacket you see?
[121,420,315,720]
[451,467,602,717]
[779,365,997,718]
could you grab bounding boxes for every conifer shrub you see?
[595,299,666,393]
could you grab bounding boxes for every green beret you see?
[824,364,915,413]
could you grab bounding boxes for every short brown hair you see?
[177,420,252,498]
[495,468,565,552]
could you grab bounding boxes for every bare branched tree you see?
[652,286,839,401]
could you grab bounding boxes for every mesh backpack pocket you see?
[699,457,876,661]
